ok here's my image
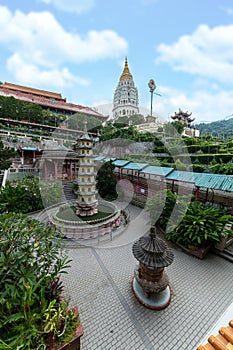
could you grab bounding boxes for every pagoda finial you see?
[149,226,157,238]
[120,57,132,80]
[84,120,87,133]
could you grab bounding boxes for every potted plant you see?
[166,201,233,259]
[0,213,83,350]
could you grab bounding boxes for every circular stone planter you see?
[49,200,123,239]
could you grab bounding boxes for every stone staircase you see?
[213,244,233,263]
[62,181,76,201]
[212,236,233,263]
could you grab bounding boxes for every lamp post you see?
[148,79,161,116]
[148,79,156,116]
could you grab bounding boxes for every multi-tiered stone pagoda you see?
[75,126,98,217]
[112,57,139,120]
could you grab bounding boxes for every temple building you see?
[171,108,195,127]
[0,81,106,121]
[171,108,200,137]
[112,58,139,120]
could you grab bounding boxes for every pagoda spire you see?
[120,57,132,80]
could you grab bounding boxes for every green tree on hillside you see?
[0,140,16,170]
[67,113,101,132]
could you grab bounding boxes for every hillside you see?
[195,118,233,139]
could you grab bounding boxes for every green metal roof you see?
[21,146,37,151]
[166,171,233,192]
[166,171,197,183]
[80,132,90,140]
[103,157,116,162]
[94,156,105,161]
[195,173,233,191]
[123,162,148,170]
[140,165,174,177]
[113,159,131,167]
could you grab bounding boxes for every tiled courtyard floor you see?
[60,205,233,350]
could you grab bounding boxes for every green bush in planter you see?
[166,202,233,248]
[0,213,78,350]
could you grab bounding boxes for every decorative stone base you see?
[76,208,98,217]
[132,278,171,310]
[50,201,122,239]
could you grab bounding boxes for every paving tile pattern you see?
[62,242,233,350]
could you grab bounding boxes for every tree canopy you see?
[96,161,117,200]
[0,139,16,170]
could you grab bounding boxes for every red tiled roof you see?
[0,82,107,119]
[1,82,64,100]
[197,320,233,350]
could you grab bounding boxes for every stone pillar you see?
[44,161,48,181]
[70,160,73,180]
[33,150,36,163]
[21,150,24,165]
[54,161,58,179]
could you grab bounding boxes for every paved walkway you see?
[60,204,233,350]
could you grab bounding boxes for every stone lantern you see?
[132,226,174,309]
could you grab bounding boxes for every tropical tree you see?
[164,121,185,136]
[0,139,16,170]
[0,175,63,213]
[96,161,117,200]
[67,113,101,132]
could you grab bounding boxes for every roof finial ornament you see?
[84,120,87,133]
[149,226,157,238]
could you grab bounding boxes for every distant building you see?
[171,108,200,137]
[0,82,106,121]
[112,58,139,120]
[171,108,195,127]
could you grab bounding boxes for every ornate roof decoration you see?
[120,57,133,81]
[132,226,174,269]
[171,108,195,127]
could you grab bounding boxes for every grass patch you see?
[56,204,114,222]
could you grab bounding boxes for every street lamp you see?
[148,79,161,116]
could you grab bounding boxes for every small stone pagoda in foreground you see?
[132,226,174,309]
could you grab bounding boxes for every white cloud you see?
[154,85,233,123]
[156,24,233,84]
[0,6,127,87]
[38,0,95,14]
[7,53,90,88]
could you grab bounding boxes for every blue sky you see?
[1,0,233,123]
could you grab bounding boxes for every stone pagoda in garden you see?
[132,226,174,309]
[75,124,98,217]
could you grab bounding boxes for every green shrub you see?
[0,213,74,349]
[166,202,233,248]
